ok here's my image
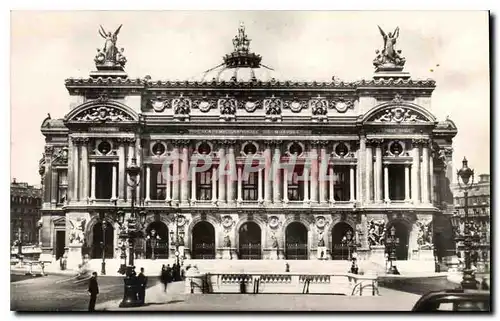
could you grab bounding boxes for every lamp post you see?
[118,157,147,308]
[99,212,107,275]
[17,217,24,260]
[345,230,354,261]
[385,225,399,273]
[454,157,478,290]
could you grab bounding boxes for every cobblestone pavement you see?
[100,282,420,312]
[10,274,158,311]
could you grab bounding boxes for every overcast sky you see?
[10,11,490,185]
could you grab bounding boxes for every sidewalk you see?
[97,282,420,311]
[97,281,186,311]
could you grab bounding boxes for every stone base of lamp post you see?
[119,266,143,308]
[461,268,478,290]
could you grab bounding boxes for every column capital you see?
[412,138,431,148]
[71,137,90,145]
[309,140,322,148]
[172,139,191,148]
[44,145,54,155]
[367,138,384,147]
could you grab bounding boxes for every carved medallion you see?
[150,99,168,112]
[222,215,234,228]
[176,215,186,227]
[331,98,354,113]
[193,99,216,113]
[284,100,307,113]
[268,216,280,229]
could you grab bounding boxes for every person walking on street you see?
[137,267,148,305]
[161,265,169,292]
[88,272,99,312]
[166,264,172,283]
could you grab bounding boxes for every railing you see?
[193,243,215,259]
[285,243,308,260]
[239,243,262,260]
[203,272,378,296]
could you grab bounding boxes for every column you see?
[134,138,141,203]
[171,143,180,204]
[166,166,171,202]
[112,164,118,200]
[145,165,151,202]
[319,143,327,204]
[283,167,289,203]
[257,168,263,203]
[218,143,226,204]
[211,167,217,203]
[421,141,430,204]
[50,171,58,204]
[90,164,96,200]
[411,140,421,203]
[226,142,236,205]
[329,166,334,203]
[365,141,373,202]
[374,140,383,203]
[404,164,411,202]
[383,165,389,203]
[126,140,135,202]
[350,165,355,202]
[81,140,89,200]
[72,139,79,201]
[118,141,125,200]
[429,152,434,204]
[272,142,282,203]
[237,166,243,203]
[310,143,319,203]
[191,166,197,203]
[358,136,365,203]
[303,166,310,203]
[264,143,272,204]
[180,142,189,204]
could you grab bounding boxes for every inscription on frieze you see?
[188,129,312,136]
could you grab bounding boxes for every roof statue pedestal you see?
[373,26,410,80]
[90,24,128,79]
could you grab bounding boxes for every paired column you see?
[165,166,172,203]
[264,143,272,204]
[226,141,236,205]
[303,166,310,203]
[257,168,263,203]
[71,137,80,201]
[421,140,430,204]
[374,139,383,203]
[309,142,319,203]
[50,170,58,204]
[211,167,217,203]
[272,141,282,204]
[282,167,289,203]
[90,164,96,200]
[237,166,243,203]
[319,143,328,204]
[383,165,389,203]
[180,141,190,205]
[350,165,356,202]
[81,139,89,201]
[329,167,334,203]
[118,140,125,200]
[429,151,434,204]
[171,143,180,204]
[127,140,135,202]
[411,140,421,203]
[358,136,365,203]
[218,142,226,204]
[145,165,151,202]
[191,165,197,203]
[404,164,411,202]
[365,141,373,202]
[112,164,118,200]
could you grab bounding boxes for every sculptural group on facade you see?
[69,217,86,244]
[95,25,127,67]
[367,219,386,246]
[416,221,432,249]
[223,234,231,247]
[75,106,131,122]
[373,26,406,69]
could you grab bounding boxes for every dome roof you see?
[197,23,279,83]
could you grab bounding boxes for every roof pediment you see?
[361,96,436,124]
[64,97,139,124]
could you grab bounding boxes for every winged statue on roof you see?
[373,26,406,68]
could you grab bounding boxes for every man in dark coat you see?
[88,272,99,312]
[137,267,148,305]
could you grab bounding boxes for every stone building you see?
[453,173,491,272]
[39,24,457,271]
[11,179,42,246]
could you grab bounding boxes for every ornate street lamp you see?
[17,217,24,261]
[456,157,478,290]
[98,212,107,275]
[146,229,160,260]
[386,225,400,273]
[118,157,148,308]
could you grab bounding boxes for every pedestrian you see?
[87,272,99,312]
[481,277,489,290]
[285,262,290,272]
[137,267,148,305]
[160,265,169,292]
[166,264,172,283]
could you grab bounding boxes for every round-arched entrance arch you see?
[386,221,410,260]
[192,221,216,259]
[91,222,114,259]
[331,222,354,260]
[145,221,169,259]
[285,222,308,260]
[238,222,262,260]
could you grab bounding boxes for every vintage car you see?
[411,289,491,312]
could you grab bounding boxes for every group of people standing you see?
[160,263,183,292]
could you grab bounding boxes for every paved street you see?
[10,274,159,311]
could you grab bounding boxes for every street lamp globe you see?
[126,157,141,181]
[457,157,474,188]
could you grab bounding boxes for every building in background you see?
[38,24,458,273]
[453,173,491,273]
[11,179,43,246]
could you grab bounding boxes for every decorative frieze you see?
[73,106,133,122]
[284,100,307,113]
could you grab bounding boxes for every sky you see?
[10,11,490,185]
